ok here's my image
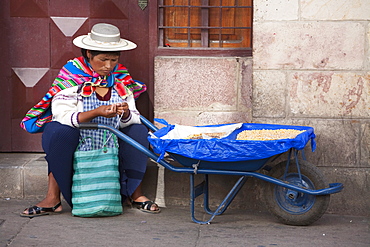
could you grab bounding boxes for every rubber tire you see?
[263,159,330,226]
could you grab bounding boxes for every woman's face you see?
[87,51,120,76]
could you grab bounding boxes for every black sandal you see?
[132,200,161,214]
[20,202,62,218]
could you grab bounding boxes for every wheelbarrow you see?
[79,116,343,226]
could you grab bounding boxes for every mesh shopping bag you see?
[71,132,122,217]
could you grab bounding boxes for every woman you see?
[20,23,160,217]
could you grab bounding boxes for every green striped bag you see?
[71,134,122,217]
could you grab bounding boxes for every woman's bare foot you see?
[20,198,62,217]
[131,195,159,212]
[130,182,160,213]
[22,197,63,215]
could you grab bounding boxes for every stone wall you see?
[153,0,369,216]
[253,0,369,216]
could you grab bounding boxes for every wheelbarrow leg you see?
[203,175,249,216]
[190,174,215,224]
[190,174,248,224]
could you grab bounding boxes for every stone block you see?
[239,58,253,116]
[253,22,365,70]
[0,164,23,198]
[154,57,239,112]
[367,23,370,70]
[254,0,299,21]
[23,157,48,198]
[360,122,370,167]
[305,120,359,167]
[289,72,370,118]
[0,153,45,198]
[154,56,253,125]
[163,167,190,207]
[321,167,370,216]
[301,0,370,20]
[252,70,286,118]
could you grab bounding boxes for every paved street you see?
[1,198,369,247]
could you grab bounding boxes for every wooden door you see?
[0,0,153,152]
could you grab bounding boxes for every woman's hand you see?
[116,102,130,118]
[96,104,120,118]
[78,103,129,123]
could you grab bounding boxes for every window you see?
[158,0,252,54]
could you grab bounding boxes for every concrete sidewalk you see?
[1,198,369,247]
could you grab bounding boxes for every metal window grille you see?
[158,0,253,48]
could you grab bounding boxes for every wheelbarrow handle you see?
[140,115,159,132]
[78,123,99,129]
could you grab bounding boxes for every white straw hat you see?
[73,23,137,51]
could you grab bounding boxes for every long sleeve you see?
[51,86,83,127]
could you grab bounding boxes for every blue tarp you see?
[148,119,316,162]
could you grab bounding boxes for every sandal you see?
[20,202,62,218]
[132,200,161,214]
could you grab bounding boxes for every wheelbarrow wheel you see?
[263,159,330,226]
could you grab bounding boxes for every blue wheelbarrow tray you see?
[149,120,317,170]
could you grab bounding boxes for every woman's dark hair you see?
[81,48,121,61]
